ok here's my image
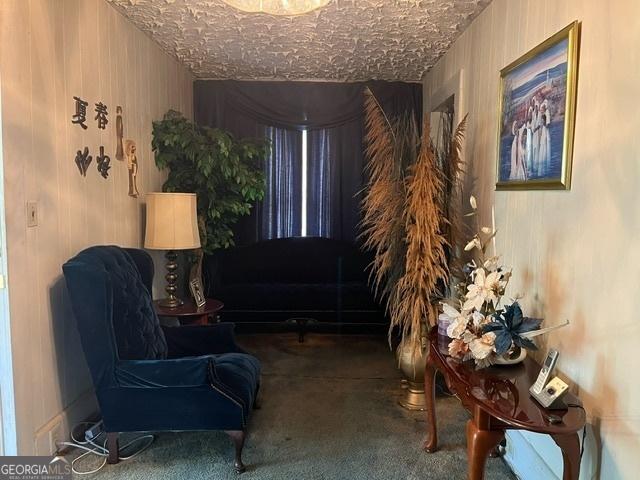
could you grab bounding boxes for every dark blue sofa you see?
[203,237,386,333]
[62,246,260,473]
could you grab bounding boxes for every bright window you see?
[301,129,308,237]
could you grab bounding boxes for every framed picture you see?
[189,278,206,308]
[496,21,580,190]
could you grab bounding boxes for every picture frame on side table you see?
[189,278,206,308]
[496,21,580,190]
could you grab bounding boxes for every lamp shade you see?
[144,193,201,250]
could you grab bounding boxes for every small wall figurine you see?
[115,106,125,161]
[125,139,139,197]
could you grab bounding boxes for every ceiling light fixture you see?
[222,0,330,16]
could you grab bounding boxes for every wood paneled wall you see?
[423,0,640,478]
[0,0,193,454]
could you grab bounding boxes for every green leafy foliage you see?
[152,110,269,253]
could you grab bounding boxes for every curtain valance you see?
[194,80,422,132]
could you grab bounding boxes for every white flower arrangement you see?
[439,196,544,369]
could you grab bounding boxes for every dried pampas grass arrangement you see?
[442,115,467,283]
[360,90,407,305]
[361,87,465,348]
[391,122,449,348]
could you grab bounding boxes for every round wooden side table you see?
[153,298,224,326]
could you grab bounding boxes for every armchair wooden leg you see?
[225,430,246,473]
[106,432,119,464]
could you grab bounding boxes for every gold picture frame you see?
[496,21,581,190]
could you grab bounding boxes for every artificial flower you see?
[468,332,496,360]
[461,330,476,342]
[440,303,469,339]
[482,302,542,355]
[483,255,500,271]
[470,195,477,209]
[448,338,469,358]
[464,237,481,252]
[447,319,468,339]
[464,268,501,310]
[481,226,493,234]
[471,311,489,328]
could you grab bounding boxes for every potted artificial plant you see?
[360,89,466,409]
[152,110,270,293]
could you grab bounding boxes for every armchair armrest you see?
[163,323,246,358]
[115,356,213,388]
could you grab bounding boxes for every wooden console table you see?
[424,328,586,480]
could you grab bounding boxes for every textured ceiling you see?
[108,0,491,82]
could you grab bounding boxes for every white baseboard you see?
[33,389,98,456]
[504,430,560,479]
[504,428,596,480]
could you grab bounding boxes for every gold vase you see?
[397,337,427,411]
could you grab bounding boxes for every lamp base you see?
[161,250,183,309]
[157,296,184,308]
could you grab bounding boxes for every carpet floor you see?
[81,333,515,479]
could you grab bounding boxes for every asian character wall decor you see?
[95,102,109,129]
[125,139,139,197]
[72,96,89,130]
[115,106,124,161]
[96,146,111,179]
[75,147,92,176]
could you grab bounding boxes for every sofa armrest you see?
[115,356,212,388]
[162,323,246,358]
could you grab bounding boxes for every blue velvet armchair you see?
[62,246,261,473]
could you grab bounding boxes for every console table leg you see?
[465,419,504,480]
[423,352,438,453]
[552,433,581,480]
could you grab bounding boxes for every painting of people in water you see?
[496,22,580,190]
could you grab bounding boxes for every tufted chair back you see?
[63,246,167,389]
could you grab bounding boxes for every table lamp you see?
[144,192,201,308]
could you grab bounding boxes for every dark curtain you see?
[193,80,422,245]
[306,121,364,240]
[262,127,303,239]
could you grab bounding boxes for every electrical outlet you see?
[49,422,63,455]
[27,201,38,227]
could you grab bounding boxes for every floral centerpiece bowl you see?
[438,196,545,369]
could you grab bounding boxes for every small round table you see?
[153,298,224,326]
